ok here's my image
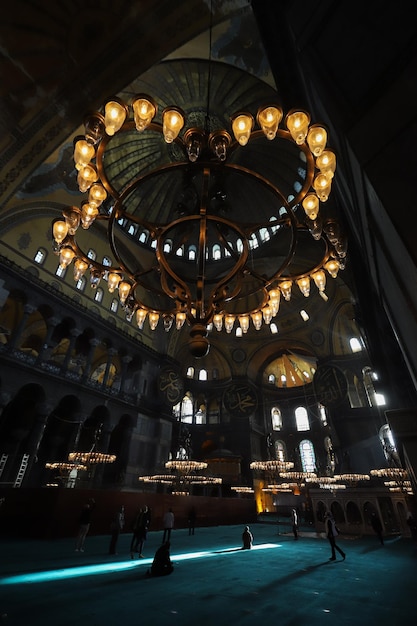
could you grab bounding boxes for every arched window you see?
[259,228,270,242]
[139,231,148,243]
[128,224,136,235]
[271,407,282,431]
[268,373,275,384]
[299,439,316,472]
[195,403,206,424]
[110,298,118,313]
[275,440,286,461]
[164,240,172,253]
[94,287,104,303]
[186,366,194,378]
[212,244,221,260]
[188,246,196,261]
[379,424,400,465]
[270,323,278,334]
[198,369,207,381]
[295,406,310,431]
[350,337,362,353]
[102,256,112,267]
[318,403,327,426]
[87,249,96,261]
[34,248,46,264]
[76,276,86,291]
[176,246,184,256]
[181,393,193,424]
[55,264,66,278]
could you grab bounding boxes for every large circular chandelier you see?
[51,60,346,356]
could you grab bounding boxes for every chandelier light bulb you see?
[136,308,147,329]
[107,272,122,293]
[162,107,185,143]
[324,258,340,278]
[313,172,332,202]
[210,314,221,332]
[148,311,160,330]
[59,247,75,268]
[251,311,263,330]
[52,220,69,244]
[104,99,128,136]
[238,314,250,333]
[77,164,98,193]
[316,149,336,178]
[73,258,89,280]
[307,124,327,156]
[73,139,95,171]
[88,183,107,208]
[132,95,157,131]
[302,193,320,220]
[118,281,131,304]
[279,280,293,301]
[297,276,310,297]
[257,105,283,140]
[231,112,254,146]
[80,202,99,229]
[285,110,311,144]
[311,269,326,292]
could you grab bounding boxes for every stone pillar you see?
[36,316,60,364]
[119,355,132,394]
[8,303,36,350]
[21,402,52,487]
[81,338,100,382]
[102,348,117,387]
[60,328,82,374]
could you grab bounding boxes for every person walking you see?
[75,498,95,552]
[291,508,299,540]
[130,505,151,558]
[162,508,175,543]
[188,506,196,536]
[109,504,125,554]
[370,511,384,545]
[242,525,253,549]
[324,511,346,561]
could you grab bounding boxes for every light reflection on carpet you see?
[0,543,282,586]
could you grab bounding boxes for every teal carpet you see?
[1,523,416,625]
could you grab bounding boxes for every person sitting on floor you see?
[242,525,253,549]
[147,541,174,577]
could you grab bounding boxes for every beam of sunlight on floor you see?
[0,543,282,586]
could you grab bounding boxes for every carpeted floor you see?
[1,522,416,625]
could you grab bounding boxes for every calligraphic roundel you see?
[313,365,348,408]
[223,381,258,417]
[158,369,184,406]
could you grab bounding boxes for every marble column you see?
[81,338,100,382]
[8,303,36,350]
[36,316,60,364]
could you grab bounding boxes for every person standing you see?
[75,498,95,552]
[188,506,196,535]
[324,511,346,561]
[291,508,299,540]
[162,508,175,543]
[370,511,384,545]
[242,525,253,549]
[109,504,125,554]
[130,505,151,558]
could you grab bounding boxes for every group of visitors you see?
[75,499,417,571]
